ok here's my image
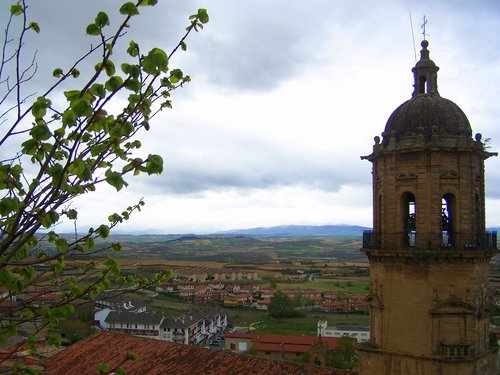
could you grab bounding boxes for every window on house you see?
[230,343,236,350]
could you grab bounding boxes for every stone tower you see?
[358,40,498,375]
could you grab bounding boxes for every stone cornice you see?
[362,248,497,264]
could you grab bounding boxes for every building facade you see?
[103,308,228,345]
[358,40,498,374]
[224,332,337,366]
[317,321,369,343]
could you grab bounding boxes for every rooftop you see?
[225,333,337,352]
[44,332,339,375]
[382,40,473,143]
[329,325,369,332]
[105,311,163,326]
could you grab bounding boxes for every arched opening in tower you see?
[441,193,455,247]
[402,192,416,247]
[419,76,426,94]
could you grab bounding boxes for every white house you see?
[317,320,370,342]
[159,310,228,345]
[105,311,164,339]
[95,308,112,329]
[103,309,228,345]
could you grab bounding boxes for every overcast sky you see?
[2,0,500,233]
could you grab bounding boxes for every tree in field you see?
[325,336,358,369]
[268,291,302,319]
[0,0,208,369]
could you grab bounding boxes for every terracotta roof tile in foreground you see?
[44,332,337,375]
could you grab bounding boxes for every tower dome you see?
[382,40,472,142]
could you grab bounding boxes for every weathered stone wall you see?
[359,136,497,374]
[373,146,485,251]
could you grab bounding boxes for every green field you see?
[150,293,368,336]
[77,234,367,264]
[227,308,368,335]
[277,279,369,294]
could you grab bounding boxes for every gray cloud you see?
[142,152,367,195]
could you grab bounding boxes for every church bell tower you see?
[358,40,498,375]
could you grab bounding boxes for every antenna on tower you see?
[409,11,417,62]
[421,15,428,41]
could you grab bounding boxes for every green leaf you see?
[103,60,115,76]
[0,197,19,216]
[68,159,91,181]
[142,48,168,74]
[66,209,78,220]
[52,68,63,77]
[62,109,77,127]
[95,11,110,27]
[86,23,100,36]
[119,2,139,16]
[85,237,95,250]
[47,332,62,346]
[125,79,141,92]
[90,83,106,98]
[145,154,163,175]
[55,238,69,253]
[64,90,80,101]
[197,8,209,24]
[31,97,51,119]
[180,41,187,51]
[70,98,92,117]
[105,75,124,92]
[39,211,59,228]
[97,225,110,238]
[169,68,183,84]
[104,258,119,274]
[105,169,127,191]
[30,124,51,141]
[139,0,158,5]
[127,41,139,57]
[21,139,38,155]
[121,63,140,78]
[29,21,40,33]
[71,68,80,78]
[10,3,23,16]
[108,213,122,223]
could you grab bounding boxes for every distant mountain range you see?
[217,224,370,237]
[50,225,500,240]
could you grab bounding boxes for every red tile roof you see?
[254,342,314,354]
[225,333,337,349]
[44,332,337,375]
